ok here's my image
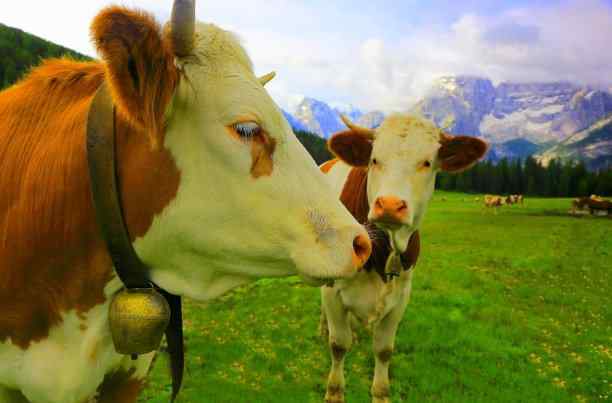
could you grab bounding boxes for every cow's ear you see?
[437,133,488,173]
[328,130,373,167]
[91,6,179,147]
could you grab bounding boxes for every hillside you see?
[0,22,89,90]
[537,115,612,170]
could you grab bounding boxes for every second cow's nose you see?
[351,232,372,270]
[372,196,408,223]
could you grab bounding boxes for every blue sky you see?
[3,0,612,112]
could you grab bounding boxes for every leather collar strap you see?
[86,82,184,401]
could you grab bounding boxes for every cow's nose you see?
[351,232,372,269]
[372,196,408,224]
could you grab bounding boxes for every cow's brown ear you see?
[438,134,488,173]
[328,130,373,167]
[91,6,179,147]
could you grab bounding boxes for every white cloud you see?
[3,0,611,113]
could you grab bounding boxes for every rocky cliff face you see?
[536,116,612,170]
[413,76,612,145]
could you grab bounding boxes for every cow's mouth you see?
[371,219,403,232]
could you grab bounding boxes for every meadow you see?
[138,192,611,403]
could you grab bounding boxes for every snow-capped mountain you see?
[292,97,347,138]
[331,103,364,123]
[536,115,612,170]
[286,98,385,137]
[413,76,612,145]
[281,109,308,132]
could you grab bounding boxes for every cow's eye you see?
[371,158,378,166]
[233,121,261,141]
[422,160,432,168]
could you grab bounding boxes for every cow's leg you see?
[321,287,352,403]
[0,387,30,403]
[96,352,156,403]
[371,278,412,403]
[319,302,329,339]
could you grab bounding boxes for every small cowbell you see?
[109,288,170,357]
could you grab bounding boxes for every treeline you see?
[294,130,333,164]
[437,157,612,197]
[0,23,89,90]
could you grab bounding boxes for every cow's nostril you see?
[351,233,372,270]
[397,200,408,212]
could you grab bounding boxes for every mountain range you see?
[1,22,609,171]
[283,76,612,170]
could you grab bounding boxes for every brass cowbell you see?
[109,288,170,357]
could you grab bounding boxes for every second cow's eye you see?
[233,121,262,141]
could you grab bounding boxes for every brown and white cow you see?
[0,2,372,402]
[319,114,487,403]
[483,194,504,213]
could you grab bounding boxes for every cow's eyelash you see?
[233,122,261,141]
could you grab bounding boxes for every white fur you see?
[0,278,155,403]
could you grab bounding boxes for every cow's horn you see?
[258,71,276,86]
[340,114,375,139]
[171,0,196,57]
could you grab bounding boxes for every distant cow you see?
[571,196,612,216]
[0,2,371,402]
[484,195,504,213]
[319,114,487,403]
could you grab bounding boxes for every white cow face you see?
[133,24,371,298]
[329,114,487,252]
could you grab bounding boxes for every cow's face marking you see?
[226,120,277,178]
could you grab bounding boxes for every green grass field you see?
[138,193,611,403]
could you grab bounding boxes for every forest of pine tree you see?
[0,23,89,90]
[438,156,612,197]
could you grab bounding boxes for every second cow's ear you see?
[437,133,488,173]
[328,130,373,167]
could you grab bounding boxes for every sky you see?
[3,0,612,113]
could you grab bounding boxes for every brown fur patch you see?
[438,135,488,173]
[97,368,143,403]
[0,21,180,349]
[377,348,393,363]
[320,158,339,174]
[90,6,178,148]
[340,168,370,224]
[250,134,277,178]
[331,342,347,361]
[328,130,372,167]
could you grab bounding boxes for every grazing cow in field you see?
[0,2,372,402]
[507,194,524,205]
[319,114,487,403]
[571,196,612,216]
[484,195,504,213]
